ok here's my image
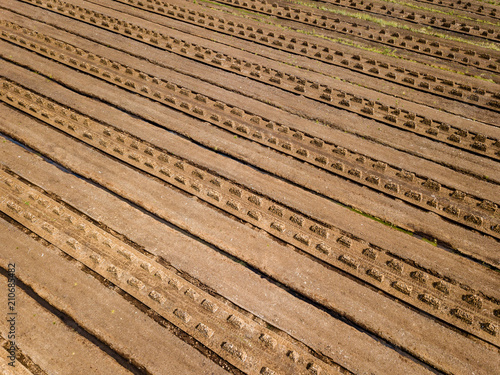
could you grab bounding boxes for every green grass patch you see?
[349,207,414,236]
[476,0,500,5]
[290,0,500,51]
[421,237,438,246]
[198,0,496,82]
[380,0,500,27]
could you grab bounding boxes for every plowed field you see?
[0,0,499,374]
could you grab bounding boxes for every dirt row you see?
[0,217,233,375]
[0,0,498,374]
[409,0,500,20]
[2,9,500,161]
[1,16,498,267]
[17,0,500,78]
[1,108,498,374]
[3,74,500,346]
[2,19,500,240]
[110,0,500,112]
[1,47,498,288]
[0,271,138,375]
[209,0,500,72]
[6,0,499,159]
[1,37,499,239]
[10,0,500,160]
[1,166,346,375]
[308,0,500,40]
[0,137,438,373]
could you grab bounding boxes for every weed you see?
[351,207,414,235]
[421,237,438,247]
[429,64,497,83]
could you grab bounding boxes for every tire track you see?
[1,77,499,346]
[0,265,143,375]
[1,23,499,239]
[0,215,237,375]
[0,167,347,375]
[209,0,500,72]
[5,1,500,159]
[109,0,500,113]
[0,334,42,375]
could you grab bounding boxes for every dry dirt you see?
[0,0,499,374]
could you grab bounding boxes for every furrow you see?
[311,0,500,41]
[1,22,499,238]
[1,79,499,346]
[0,167,344,375]
[209,0,500,72]
[0,339,35,375]
[0,215,238,375]
[1,0,499,373]
[5,2,500,159]
[8,0,496,186]
[0,68,498,237]
[2,45,499,270]
[2,106,499,374]
[109,0,500,113]
[0,270,140,375]
[1,129,458,375]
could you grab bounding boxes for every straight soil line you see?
[315,0,500,26]
[104,0,500,117]
[0,265,141,375]
[3,2,498,182]
[1,20,499,240]
[291,0,500,41]
[2,76,499,345]
[208,0,500,68]
[2,69,499,241]
[1,49,498,271]
[0,106,498,374]
[6,0,500,161]
[0,218,233,375]
[0,137,439,375]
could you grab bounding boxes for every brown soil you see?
[0,0,499,374]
